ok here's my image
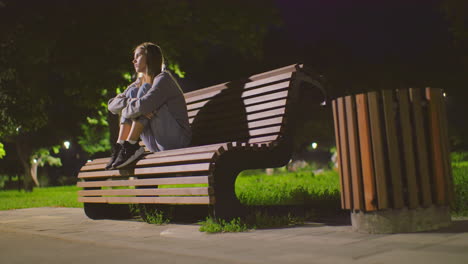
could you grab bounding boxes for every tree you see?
[0,0,280,190]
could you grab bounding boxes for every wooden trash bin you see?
[332,88,454,233]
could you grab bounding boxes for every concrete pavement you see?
[0,207,467,264]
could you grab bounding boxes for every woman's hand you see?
[145,112,155,119]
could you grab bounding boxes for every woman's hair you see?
[134,42,165,83]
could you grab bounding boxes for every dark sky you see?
[263,0,462,96]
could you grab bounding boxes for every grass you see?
[0,185,82,210]
[199,211,305,233]
[236,169,340,205]
[0,152,467,221]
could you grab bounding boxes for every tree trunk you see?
[30,161,40,187]
[15,140,34,192]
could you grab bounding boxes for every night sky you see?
[254,0,463,97]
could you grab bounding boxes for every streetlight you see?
[63,141,71,150]
[311,142,318,150]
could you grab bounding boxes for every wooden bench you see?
[77,64,326,220]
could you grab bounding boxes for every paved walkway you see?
[0,207,467,264]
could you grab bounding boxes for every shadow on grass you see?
[139,199,350,228]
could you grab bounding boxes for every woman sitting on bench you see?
[106,42,192,170]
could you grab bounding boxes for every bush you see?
[452,152,468,216]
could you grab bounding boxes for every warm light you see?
[443,92,447,97]
[311,142,318,149]
[63,141,70,149]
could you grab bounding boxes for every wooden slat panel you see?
[249,125,281,136]
[345,95,364,210]
[78,163,212,179]
[247,108,286,122]
[245,99,287,113]
[82,152,217,171]
[78,187,211,197]
[382,90,405,209]
[367,91,389,210]
[337,97,353,209]
[189,106,286,126]
[186,81,290,113]
[397,89,419,209]
[437,89,454,206]
[79,196,213,205]
[77,176,210,188]
[409,88,432,207]
[244,90,289,106]
[192,116,284,136]
[184,71,294,101]
[248,135,278,144]
[242,81,290,98]
[138,152,215,166]
[332,99,346,209]
[185,85,290,116]
[85,144,226,166]
[426,88,447,205]
[188,97,288,120]
[356,94,377,211]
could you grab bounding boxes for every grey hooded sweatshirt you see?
[108,71,191,152]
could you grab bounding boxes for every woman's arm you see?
[121,73,175,119]
[107,81,139,114]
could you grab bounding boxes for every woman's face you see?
[133,47,147,74]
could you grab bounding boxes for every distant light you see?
[63,141,71,149]
[33,159,38,163]
[16,127,20,132]
[311,142,318,149]
[443,92,447,97]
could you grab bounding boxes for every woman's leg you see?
[126,120,145,142]
[118,123,132,142]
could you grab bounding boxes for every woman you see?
[106,42,191,170]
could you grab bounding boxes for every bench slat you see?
[78,163,212,179]
[193,117,284,135]
[77,176,210,188]
[186,81,290,112]
[78,187,211,196]
[184,71,294,101]
[79,196,213,205]
[382,90,405,209]
[82,152,218,171]
[85,143,227,166]
[189,107,286,126]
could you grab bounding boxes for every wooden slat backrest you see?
[185,67,298,146]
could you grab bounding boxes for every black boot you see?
[112,141,145,169]
[105,143,123,170]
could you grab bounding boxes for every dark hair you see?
[134,42,165,81]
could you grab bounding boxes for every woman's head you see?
[133,42,165,82]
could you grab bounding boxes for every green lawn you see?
[0,163,467,217]
[0,185,82,210]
